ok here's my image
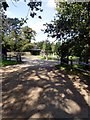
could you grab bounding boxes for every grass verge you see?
[0,60,22,67]
[40,56,58,60]
[55,64,90,86]
[55,64,90,76]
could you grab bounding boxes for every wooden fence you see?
[2,52,22,62]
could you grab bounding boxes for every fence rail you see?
[2,53,22,62]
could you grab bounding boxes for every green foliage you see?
[2,35,15,51]
[1,0,43,18]
[51,43,56,53]
[1,15,36,53]
[22,26,36,42]
[2,2,9,11]
[56,63,90,72]
[42,40,52,54]
[21,43,34,52]
[36,41,44,49]
[43,2,90,64]
[55,42,61,56]
[27,0,43,18]
[55,64,72,71]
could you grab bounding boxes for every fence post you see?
[16,52,22,62]
[9,55,11,61]
[16,54,18,62]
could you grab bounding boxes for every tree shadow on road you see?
[2,64,90,119]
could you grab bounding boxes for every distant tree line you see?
[1,13,36,58]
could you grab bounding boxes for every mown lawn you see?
[0,60,22,67]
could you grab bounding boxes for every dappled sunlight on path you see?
[1,60,90,119]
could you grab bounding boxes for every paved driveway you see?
[1,56,90,119]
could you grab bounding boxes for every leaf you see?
[30,13,34,18]
[40,9,43,12]
[2,2,9,11]
[33,12,37,16]
[35,7,40,11]
[38,16,42,19]
[38,2,42,7]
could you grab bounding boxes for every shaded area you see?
[1,60,90,119]
[55,64,90,91]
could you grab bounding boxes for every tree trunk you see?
[70,56,73,67]
[79,56,82,64]
[86,57,89,64]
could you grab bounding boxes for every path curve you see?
[1,56,90,119]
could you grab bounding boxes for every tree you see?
[1,15,25,56]
[1,0,42,59]
[43,1,90,64]
[21,43,34,52]
[36,41,44,50]
[1,0,43,19]
[51,42,55,56]
[2,14,36,56]
[42,40,52,60]
[54,41,61,56]
[22,26,36,42]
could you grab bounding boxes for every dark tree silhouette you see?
[1,0,43,19]
[43,2,90,65]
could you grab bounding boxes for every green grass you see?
[39,55,58,60]
[56,64,90,86]
[41,56,46,60]
[55,63,90,75]
[55,64,72,71]
[0,60,22,67]
[40,55,79,61]
[40,56,53,60]
[69,56,79,60]
[73,64,90,71]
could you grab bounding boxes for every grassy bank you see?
[55,64,90,87]
[55,64,90,76]
[0,60,22,67]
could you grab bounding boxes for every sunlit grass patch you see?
[73,64,90,70]
[55,63,90,77]
[39,55,58,60]
[69,56,79,60]
[55,64,72,71]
